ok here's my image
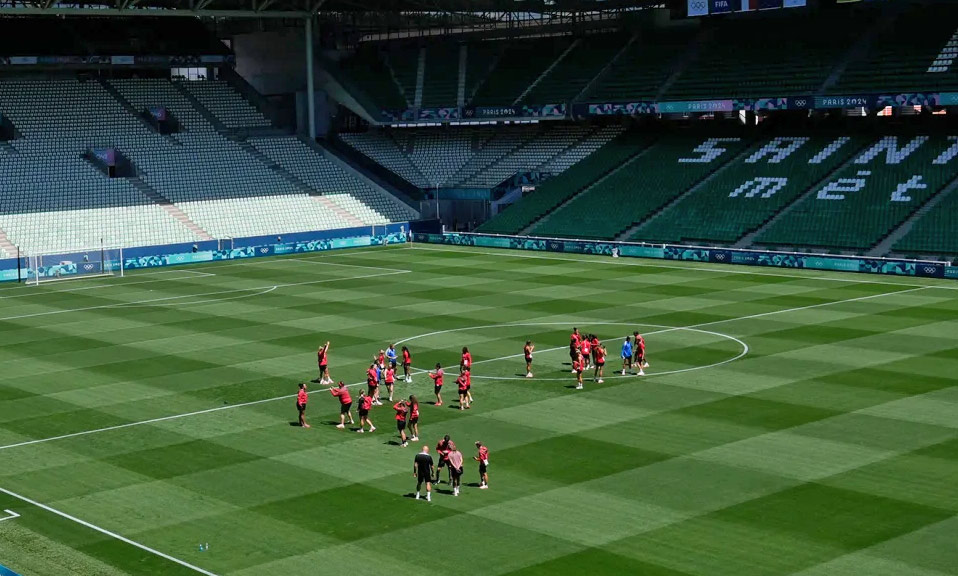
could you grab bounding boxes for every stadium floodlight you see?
[27,245,124,286]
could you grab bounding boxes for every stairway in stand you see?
[130,177,213,241]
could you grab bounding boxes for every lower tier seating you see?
[636,134,865,244]
[530,131,751,240]
[756,134,958,251]
[478,129,650,235]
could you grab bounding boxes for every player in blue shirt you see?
[621,336,633,376]
[386,344,398,370]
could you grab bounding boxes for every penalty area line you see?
[0,485,219,576]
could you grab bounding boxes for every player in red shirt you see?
[524,340,535,378]
[377,350,387,383]
[435,435,453,484]
[296,383,310,428]
[573,352,585,390]
[394,400,410,448]
[590,335,600,368]
[385,365,396,402]
[429,363,444,406]
[635,334,647,376]
[356,390,375,433]
[569,328,581,373]
[474,441,490,489]
[367,363,382,405]
[329,381,354,429]
[401,346,413,383]
[593,342,607,384]
[408,395,420,442]
[580,336,592,371]
[316,341,331,385]
[460,347,474,403]
[457,371,471,411]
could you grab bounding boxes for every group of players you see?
[296,327,648,500]
[412,436,490,501]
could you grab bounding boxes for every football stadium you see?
[0,0,956,574]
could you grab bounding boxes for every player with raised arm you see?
[394,399,410,447]
[377,350,387,384]
[296,383,310,428]
[408,395,420,442]
[413,446,434,502]
[594,341,607,384]
[621,336,633,376]
[474,441,489,489]
[316,342,331,385]
[401,346,413,383]
[357,390,375,433]
[429,363,444,406]
[524,340,534,378]
[590,334,600,368]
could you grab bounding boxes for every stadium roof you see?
[0,0,663,19]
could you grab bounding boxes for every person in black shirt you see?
[414,446,434,502]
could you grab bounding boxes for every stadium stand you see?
[756,134,958,251]
[464,41,505,104]
[478,128,649,235]
[340,124,623,190]
[894,170,958,256]
[181,80,272,129]
[831,5,958,94]
[0,76,414,254]
[636,134,866,245]
[387,46,420,106]
[422,43,461,108]
[530,130,751,239]
[664,12,870,100]
[470,36,574,107]
[586,29,696,102]
[519,34,629,105]
[250,136,417,223]
[0,79,200,252]
[337,46,408,111]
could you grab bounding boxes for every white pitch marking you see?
[0,280,924,452]
[0,508,20,523]
[405,245,958,290]
[396,321,749,382]
[0,486,219,576]
[114,286,278,309]
[0,269,409,322]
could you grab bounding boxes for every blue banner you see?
[412,233,954,282]
[710,0,734,12]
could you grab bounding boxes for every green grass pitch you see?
[0,243,955,576]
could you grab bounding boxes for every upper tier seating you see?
[756,134,958,251]
[665,12,868,101]
[338,46,408,111]
[531,131,751,240]
[636,134,865,244]
[519,34,628,105]
[470,37,574,107]
[587,29,696,102]
[478,129,650,235]
[422,44,461,108]
[831,5,958,94]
